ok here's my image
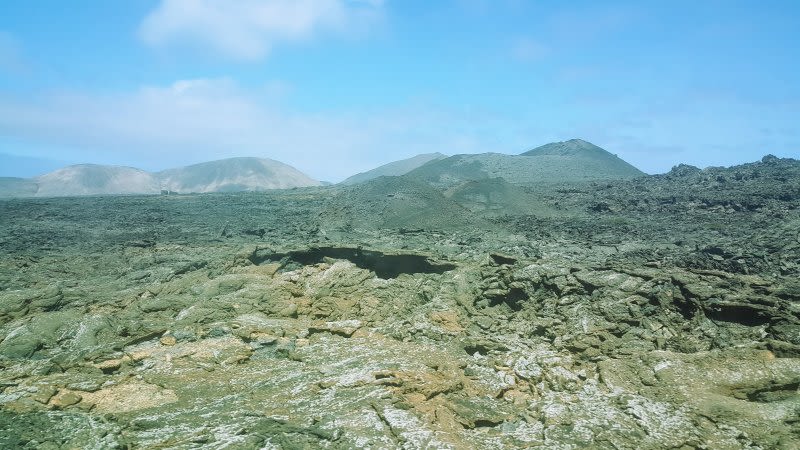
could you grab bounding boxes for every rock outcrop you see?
[0,155,798,448]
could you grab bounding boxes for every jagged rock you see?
[50,391,82,409]
[30,386,57,405]
[159,335,177,346]
[1,155,798,448]
[309,320,363,337]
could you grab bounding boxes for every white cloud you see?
[2,78,795,180]
[3,77,796,181]
[0,79,507,181]
[139,0,383,60]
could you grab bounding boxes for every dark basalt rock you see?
[1,155,799,448]
[249,245,457,279]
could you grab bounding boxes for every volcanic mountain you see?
[157,157,322,193]
[0,157,321,197]
[340,153,447,185]
[0,177,40,198]
[33,165,160,197]
[405,139,644,188]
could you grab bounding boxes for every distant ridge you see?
[341,153,447,185]
[158,157,322,193]
[522,138,612,157]
[0,157,321,198]
[522,138,640,170]
[0,177,39,197]
[406,139,644,188]
[34,165,160,197]
[520,138,644,177]
[0,140,641,198]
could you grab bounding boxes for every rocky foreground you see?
[0,156,798,449]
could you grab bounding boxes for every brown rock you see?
[129,351,150,362]
[51,391,82,409]
[430,310,464,333]
[94,358,123,373]
[503,389,531,407]
[253,263,282,277]
[31,385,57,404]
[277,303,298,318]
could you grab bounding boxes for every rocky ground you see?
[0,156,798,449]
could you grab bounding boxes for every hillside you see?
[157,157,322,193]
[322,176,483,231]
[340,153,447,185]
[521,138,644,176]
[406,139,644,188]
[0,157,321,197]
[0,177,39,198]
[33,165,160,197]
[444,177,552,216]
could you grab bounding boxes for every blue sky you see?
[0,0,798,181]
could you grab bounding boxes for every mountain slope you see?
[444,177,553,216]
[521,138,644,177]
[34,165,160,197]
[322,176,483,231]
[406,139,643,188]
[341,153,447,185]
[521,138,614,157]
[0,177,39,198]
[0,157,323,197]
[157,157,322,193]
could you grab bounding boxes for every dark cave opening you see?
[704,303,772,326]
[746,381,800,402]
[249,246,457,279]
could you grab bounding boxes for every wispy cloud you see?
[2,79,795,179]
[139,0,383,61]
[0,79,506,181]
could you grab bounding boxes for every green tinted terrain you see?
[0,156,798,449]
[406,140,644,189]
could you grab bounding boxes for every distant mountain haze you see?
[0,140,644,197]
[157,157,322,193]
[0,177,39,198]
[33,165,160,197]
[406,139,644,188]
[340,153,447,185]
[0,157,321,198]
